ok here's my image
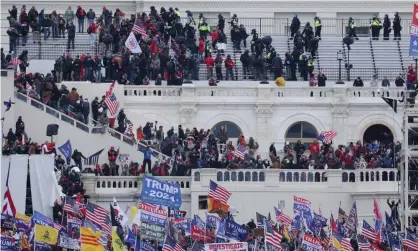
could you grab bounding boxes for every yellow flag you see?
[112,226,125,251]
[80,227,104,251]
[35,224,58,245]
[283,226,291,242]
[128,205,138,226]
[332,236,344,251]
[16,213,31,222]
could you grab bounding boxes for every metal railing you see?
[14,91,172,162]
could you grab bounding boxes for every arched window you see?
[285,122,318,148]
[211,121,242,139]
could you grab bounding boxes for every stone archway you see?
[363,124,394,144]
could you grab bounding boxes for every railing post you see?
[38,40,42,60]
[286,18,289,36]
[341,19,344,37]
[259,18,262,35]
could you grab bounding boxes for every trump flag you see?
[410,4,418,56]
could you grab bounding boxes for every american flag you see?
[341,237,353,251]
[208,180,231,204]
[274,206,292,227]
[124,120,133,136]
[316,130,338,144]
[234,144,248,159]
[11,57,21,67]
[338,207,348,222]
[104,93,119,117]
[132,23,149,40]
[54,222,64,232]
[63,196,82,216]
[171,37,180,52]
[84,148,104,166]
[2,165,16,217]
[403,232,418,250]
[265,219,282,248]
[357,234,371,250]
[86,202,111,233]
[320,229,329,249]
[361,220,377,240]
[346,202,358,231]
[163,234,184,251]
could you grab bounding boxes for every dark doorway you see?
[363,124,393,144]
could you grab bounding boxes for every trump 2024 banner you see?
[301,234,322,251]
[139,202,167,242]
[205,242,248,251]
[140,176,182,209]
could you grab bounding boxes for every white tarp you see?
[29,155,58,219]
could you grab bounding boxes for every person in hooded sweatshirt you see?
[82,98,90,124]
[240,50,251,79]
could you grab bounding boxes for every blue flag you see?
[31,211,54,228]
[58,140,72,164]
[125,228,136,246]
[224,217,248,241]
[140,176,182,209]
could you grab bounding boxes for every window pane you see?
[286,123,301,138]
[302,123,318,138]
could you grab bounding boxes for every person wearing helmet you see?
[218,14,225,32]
[314,16,322,38]
[348,17,359,40]
[370,15,382,40]
[230,14,238,27]
[393,12,402,40]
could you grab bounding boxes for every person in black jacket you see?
[86,9,95,26]
[318,71,327,86]
[71,149,86,170]
[353,76,364,87]
[9,5,17,20]
[272,54,283,79]
[290,15,301,38]
[293,140,306,164]
[72,55,82,81]
[67,21,75,49]
[217,14,225,33]
[393,12,402,40]
[240,50,251,79]
[43,15,52,40]
[63,54,73,80]
[83,54,94,81]
[91,97,100,124]
[7,25,19,54]
[383,14,391,40]
[58,15,66,38]
[239,24,248,48]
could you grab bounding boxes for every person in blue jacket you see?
[139,145,157,174]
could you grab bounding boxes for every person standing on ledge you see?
[139,145,157,174]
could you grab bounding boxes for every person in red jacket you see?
[309,139,320,160]
[204,54,214,79]
[209,29,219,51]
[108,146,119,176]
[88,21,99,46]
[198,37,205,62]
[407,65,417,90]
[224,55,235,80]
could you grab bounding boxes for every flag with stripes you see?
[338,207,348,223]
[274,206,292,227]
[86,202,111,233]
[403,232,418,250]
[256,212,267,228]
[208,180,231,204]
[63,196,82,216]
[341,237,354,251]
[104,93,120,117]
[84,148,104,166]
[132,23,149,40]
[361,220,377,240]
[124,120,133,136]
[171,37,180,52]
[346,202,358,231]
[163,234,184,251]
[2,162,16,217]
[265,218,282,249]
[316,130,338,144]
[11,57,21,68]
[357,234,371,250]
[54,222,65,232]
[234,144,248,159]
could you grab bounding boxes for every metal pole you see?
[339,59,342,81]
[403,109,409,231]
[415,58,418,75]
[347,50,351,81]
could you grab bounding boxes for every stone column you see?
[331,87,349,146]
[255,105,273,157]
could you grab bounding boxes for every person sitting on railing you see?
[353,76,364,87]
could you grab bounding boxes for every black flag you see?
[382,97,397,113]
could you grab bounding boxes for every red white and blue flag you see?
[163,234,184,251]
[316,131,338,144]
[104,93,120,117]
[361,220,377,240]
[208,180,231,204]
[409,4,418,56]
[301,234,322,251]
[403,232,418,250]
[132,21,149,40]
[2,163,16,217]
[274,206,292,227]
[234,145,248,159]
[265,218,282,249]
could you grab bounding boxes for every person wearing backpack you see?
[76,6,86,33]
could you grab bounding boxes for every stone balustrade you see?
[124,83,405,104]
